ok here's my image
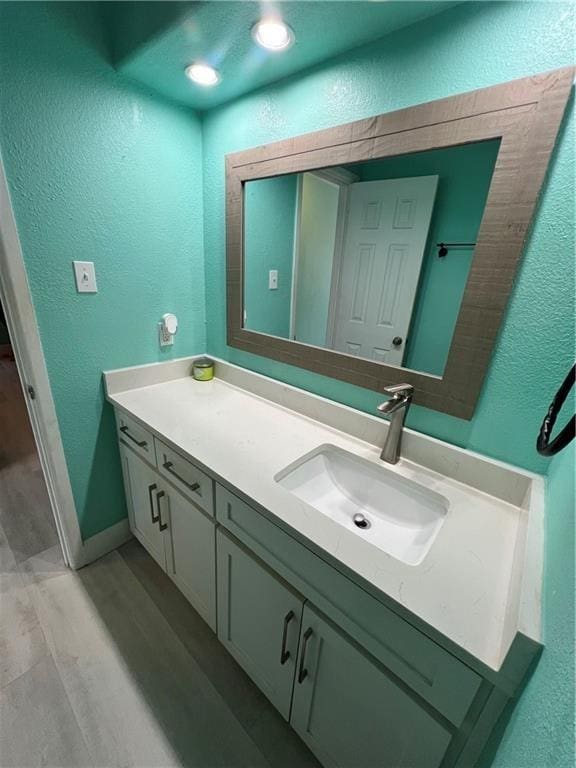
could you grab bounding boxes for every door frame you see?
[289,169,356,346]
[0,153,83,568]
[325,181,352,348]
[288,174,303,341]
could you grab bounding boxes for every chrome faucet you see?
[377,384,414,464]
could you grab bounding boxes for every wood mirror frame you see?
[226,67,574,419]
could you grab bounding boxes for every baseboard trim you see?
[80,518,133,567]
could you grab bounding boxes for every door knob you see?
[392,336,403,347]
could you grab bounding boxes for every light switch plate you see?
[73,261,97,293]
[269,270,278,290]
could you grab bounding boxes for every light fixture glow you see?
[252,18,294,51]
[185,62,220,87]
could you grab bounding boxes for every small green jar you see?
[192,356,215,381]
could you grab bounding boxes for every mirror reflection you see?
[243,140,500,376]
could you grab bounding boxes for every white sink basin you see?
[276,445,448,566]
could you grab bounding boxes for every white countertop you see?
[105,360,542,672]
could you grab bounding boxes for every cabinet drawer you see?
[116,411,154,463]
[216,484,482,727]
[155,438,214,516]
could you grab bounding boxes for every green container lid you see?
[194,357,214,368]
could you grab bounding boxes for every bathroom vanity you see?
[104,357,543,768]
[102,71,575,767]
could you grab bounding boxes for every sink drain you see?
[353,513,371,530]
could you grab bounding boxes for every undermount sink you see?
[275,445,448,566]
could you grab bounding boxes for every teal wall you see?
[493,441,576,768]
[245,170,341,347]
[356,141,500,375]
[0,2,573,764]
[0,2,206,539]
[202,0,574,476]
[244,175,297,338]
[201,5,575,764]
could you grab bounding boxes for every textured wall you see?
[244,175,297,338]
[0,2,573,764]
[201,6,575,763]
[0,2,206,538]
[493,441,575,768]
[202,0,575,474]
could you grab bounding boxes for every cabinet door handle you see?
[148,483,159,523]
[156,490,168,531]
[280,610,295,665]
[298,627,313,684]
[163,461,200,494]
[120,425,148,448]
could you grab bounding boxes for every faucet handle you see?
[383,383,414,398]
[377,383,414,415]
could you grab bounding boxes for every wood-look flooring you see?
[0,364,317,768]
[1,535,319,767]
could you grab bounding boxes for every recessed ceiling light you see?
[185,62,221,87]
[252,18,294,51]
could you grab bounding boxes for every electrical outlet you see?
[159,322,173,346]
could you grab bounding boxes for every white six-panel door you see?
[330,175,438,366]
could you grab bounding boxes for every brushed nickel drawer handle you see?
[148,483,159,524]
[280,610,294,665]
[163,461,200,494]
[156,490,168,532]
[120,425,147,448]
[298,627,313,684]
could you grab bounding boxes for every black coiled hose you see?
[536,364,576,457]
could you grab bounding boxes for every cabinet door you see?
[120,444,166,570]
[165,488,217,631]
[217,530,304,720]
[291,605,452,768]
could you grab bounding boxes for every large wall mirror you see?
[244,140,500,377]
[227,68,573,419]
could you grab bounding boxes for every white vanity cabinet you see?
[214,487,480,768]
[215,523,454,768]
[120,443,168,570]
[118,438,217,630]
[166,482,217,627]
[217,529,304,719]
[109,382,536,768]
[291,604,452,768]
